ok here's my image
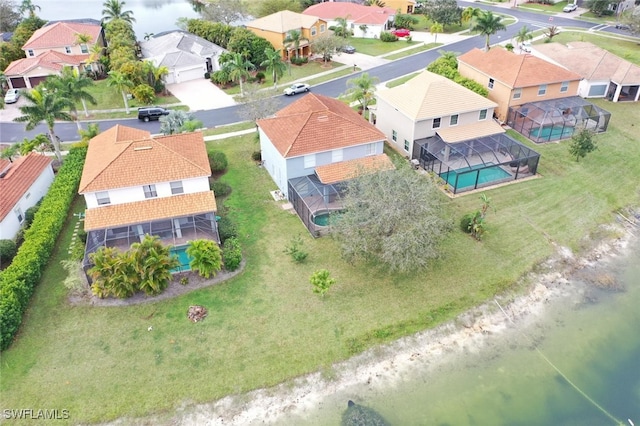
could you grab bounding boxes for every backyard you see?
[1,95,638,423]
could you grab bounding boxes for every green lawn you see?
[346,37,420,56]
[518,1,570,13]
[540,31,640,65]
[202,121,255,136]
[79,79,181,110]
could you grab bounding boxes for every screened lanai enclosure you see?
[507,96,611,143]
[418,133,540,194]
[288,174,346,237]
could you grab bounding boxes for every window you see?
[513,88,522,99]
[365,143,377,156]
[14,207,24,223]
[560,81,569,93]
[538,84,547,96]
[25,192,31,199]
[332,149,343,162]
[479,109,488,120]
[450,114,458,126]
[404,140,410,152]
[392,130,397,141]
[143,184,157,198]
[96,191,111,205]
[65,46,72,54]
[80,44,89,54]
[27,49,34,57]
[85,64,93,72]
[304,154,315,168]
[320,24,325,33]
[433,117,441,129]
[170,181,184,195]
[488,78,495,89]
[311,27,317,36]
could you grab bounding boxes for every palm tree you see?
[186,240,222,278]
[222,52,254,96]
[345,72,380,115]
[470,11,507,51]
[515,26,533,52]
[18,0,40,18]
[88,44,105,76]
[101,0,136,24]
[284,29,309,59]
[260,48,287,89]
[78,122,100,144]
[131,235,178,296]
[14,86,73,162]
[46,67,97,126]
[430,22,443,43]
[333,16,350,39]
[461,6,482,26]
[107,70,134,114]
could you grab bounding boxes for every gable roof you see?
[0,153,52,222]
[246,10,321,33]
[257,93,386,158]
[4,50,87,76]
[303,3,396,25]
[436,120,505,143]
[79,125,211,193]
[376,70,497,120]
[533,42,640,85]
[315,154,395,184]
[23,21,102,50]
[458,48,582,89]
[140,30,226,68]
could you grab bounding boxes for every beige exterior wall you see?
[24,32,105,58]
[384,0,415,14]
[247,19,327,60]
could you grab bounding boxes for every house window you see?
[450,114,458,126]
[96,191,111,205]
[488,78,495,89]
[560,81,569,93]
[85,64,93,72]
[513,88,522,99]
[479,109,488,120]
[80,44,89,54]
[143,184,157,198]
[170,181,184,195]
[404,140,410,152]
[320,24,326,33]
[392,130,397,141]
[304,154,315,168]
[311,27,317,37]
[365,143,377,156]
[538,84,547,96]
[433,117,441,129]
[65,46,72,54]
[25,192,31,199]
[332,148,343,162]
[14,207,24,223]
[27,49,34,57]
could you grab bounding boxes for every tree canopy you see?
[201,0,246,25]
[0,0,21,32]
[421,0,462,29]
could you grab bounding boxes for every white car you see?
[563,3,577,12]
[284,83,310,96]
[4,89,20,104]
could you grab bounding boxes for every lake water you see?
[39,0,200,39]
[275,237,640,425]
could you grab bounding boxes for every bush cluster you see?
[208,150,228,173]
[0,147,87,351]
[290,56,309,65]
[211,181,232,198]
[380,32,398,42]
[217,215,237,243]
[0,240,17,264]
[222,237,242,271]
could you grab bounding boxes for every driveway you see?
[332,51,390,70]
[0,96,27,123]
[166,79,236,111]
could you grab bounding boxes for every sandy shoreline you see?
[105,219,637,426]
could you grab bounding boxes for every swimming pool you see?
[530,126,574,140]
[440,165,511,191]
[170,245,191,272]
[311,210,343,227]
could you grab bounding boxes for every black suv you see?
[138,107,170,122]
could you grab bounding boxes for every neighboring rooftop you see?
[315,154,395,184]
[0,153,53,222]
[140,30,226,67]
[22,20,102,50]
[246,10,321,33]
[4,50,87,75]
[303,3,396,25]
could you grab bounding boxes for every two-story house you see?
[5,19,105,89]
[79,125,219,271]
[302,3,396,39]
[246,10,327,60]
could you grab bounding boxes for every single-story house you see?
[302,2,396,38]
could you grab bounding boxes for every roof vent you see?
[134,146,153,151]
[317,115,329,122]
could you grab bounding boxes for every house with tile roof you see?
[531,42,640,103]
[5,19,105,89]
[140,30,227,84]
[457,48,582,122]
[302,3,396,38]
[246,10,327,60]
[0,153,54,241]
[79,125,219,269]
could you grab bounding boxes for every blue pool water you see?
[312,210,342,226]
[170,245,191,272]
[441,165,511,190]
[530,126,575,140]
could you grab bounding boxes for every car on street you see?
[4,89,20,104]
[615,22,630,30]
[284,83,310,96]
[391,28,411,38]
[563,3,577,12]
[340,45,356,54]
[138,106,170,121]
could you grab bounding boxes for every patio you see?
[288,174,346,237]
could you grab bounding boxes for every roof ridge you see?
[149,132,211,175]
[283,111,313,157]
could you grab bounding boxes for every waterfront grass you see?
[1,100,638,424]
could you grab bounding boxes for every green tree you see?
[131,83,155,104]
[364,0,386,6]
[514,26,533,52]
[345,72,379,115]
[45,67,97,126]
[0,0,21,32]
[221,52,254,96]
[186,240,223,278]
[569,128,597,162]
[78,123,100,146]
[584,0,616,16]
[18,0,39,17]
[394,14,420,30]
[543,25,561,41]
[160,110,196,135]
[421,0,462,29]
[309,269,336,297]
[359,24,368,37]
[430,22,443,43]
[284,29,309,58]
[227,27,271,67]
[470,10,506,51]
[284,235,308,263]
[14,87,73,162]
[255,0,302,17]
[89,247,137,299]
[131,235,178,296]
[106,70,134,114]
[310,33,343,64]
[260,48,287,88]
[18,133,52,154]
[0,143,20,162]
[461,6,481,26]
[333,16,351,39]
[102,0,136,24]
[201,0,246,24]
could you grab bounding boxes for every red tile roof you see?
[315,154,395,184]
[303,3,396,25]
[0,153,53,222]
[79,125,211,193]
[4,50,88,76]
[257,93,385,158]
[23,21,102,50]
[458,48,582,88]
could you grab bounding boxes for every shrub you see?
[211,181,232,197]
[208,150,228,173]
[251,151,262,162]
[211,69,231,85]
[380,31,398,42]
[222,237,242,271]
[309,269,336,297]
[0,240,17,263]
[284,235,308,263]
[217,215,237,243]
[255,71,265,82]
[186,239,223,279]
[131,83,156,105]
[24,201,42,228]
[290,56,308,65]
[460,213,474,234]
[77,227,87,243]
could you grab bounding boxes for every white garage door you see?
[176,66,205,83]
[165,71,176,85]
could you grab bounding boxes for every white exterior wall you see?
[0,165,54,240]
[375,96,415,155]
[579,79,610,98]
[351,23,386,38]
[259,128,289,196]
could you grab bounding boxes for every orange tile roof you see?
[83,191,217,231]
[0,153,53,222]
[303,3,396,25]
[4,50,88,76]
[247,10,321,33]
[23,21,102,50]
[257,93,386,158]
[458,48,582,89]
[315,154,395,184]
[79,125,211,193]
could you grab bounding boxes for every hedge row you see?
[0,147,87,351]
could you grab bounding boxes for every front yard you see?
[76,79,182,111]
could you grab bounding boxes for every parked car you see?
[520,41,532,53]
[341,45,356,54]
[284,83,310,96]
[615,22,630,30]
[391,28,411,38]
[138,106,170,122]
[4,89,20,104]
[563,3,577,12]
